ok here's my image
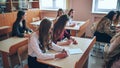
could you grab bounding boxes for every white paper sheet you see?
[68,48,83,55]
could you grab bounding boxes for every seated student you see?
[53,14,78,46]
[104,32,120,68]
[12,10,32,37]
[54,8,64,22]
[96,11,117,37]
[66,9,76,34]
[28,19,68,68]
[91,11,117,43]
[67,9,76,27]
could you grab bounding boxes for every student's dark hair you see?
[68,9,74,18]
[114,11,120,24]
[15,10,26,24]
[38,18,52,53]
[116,11,120,19]
[105,11,116,21]
[53,14,69,41]
[57,8,64,17]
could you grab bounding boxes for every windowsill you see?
[92,11,108,14]
[40,9,58,11]
[40,8,66,11]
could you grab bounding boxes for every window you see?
[92,0,120,14]
[40,0,66,11]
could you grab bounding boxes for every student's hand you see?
[55,52,68,59]
[73,40,78,44]
[24,34,30,38]
[70,38,78,45]
[62,49,68,56]
[65,40,72,45]
[70,23,76,27]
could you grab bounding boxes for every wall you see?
[40,0,107,37]
[71,0,92,21]
[0,0,106,37]
[40,0,106,22]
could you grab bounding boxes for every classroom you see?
[0,0,120,68]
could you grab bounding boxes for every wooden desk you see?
[31,20,41,26]
[37,37,96,68]
[31,20,89,37]
[0,37,28,68]
[31,17,55,26]
[31,17,55,30]
[0,26,11,37]
[65,21,85,31]
[65,20,90,37]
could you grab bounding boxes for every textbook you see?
[68,48,83,55]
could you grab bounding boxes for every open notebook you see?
[68,48,83,55]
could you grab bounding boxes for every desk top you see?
[31,17,55,26]
[0,37,28,54]
[65,21,85,30]
[37,37,96,68]
[31,20,86,31]
[31,20,41,26]
[0,26,10,30]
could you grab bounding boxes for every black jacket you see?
[12,20,32,37]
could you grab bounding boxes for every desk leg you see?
[7,33,9,38]
[71,30,76,36]
[2,52,10,68]
[76,31,78,36]
[83,58,88,68]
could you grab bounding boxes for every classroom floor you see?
[0,45,104,68]
[88,50,104,68]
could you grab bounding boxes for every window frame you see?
[92,0,120,14]
[39,0,67,11]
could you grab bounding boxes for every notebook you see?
[68,48,83,55]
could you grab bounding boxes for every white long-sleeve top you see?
[28,32,64,60]
[66,17,75,27]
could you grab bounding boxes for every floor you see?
[88,50,104,68]
[0,45,104,68]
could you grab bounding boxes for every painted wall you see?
[41,0,107,37]
[71,0,92,21]
[41,0,106,22]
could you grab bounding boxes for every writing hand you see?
[55,53,68,59]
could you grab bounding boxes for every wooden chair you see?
[0,26,11,40]
[91,31,111,58]
[17,44,28,68]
